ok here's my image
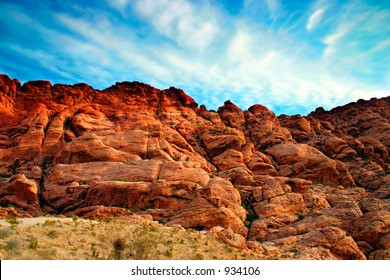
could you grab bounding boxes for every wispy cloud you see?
[0,0,388,116]
[130,0,221,51]
[306,8,325,31]
[264,0,282,19]
[321,1,390,86]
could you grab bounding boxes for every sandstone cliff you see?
[0,74,389,259]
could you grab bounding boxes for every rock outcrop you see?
[0,73,389,259]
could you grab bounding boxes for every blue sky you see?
[0,0,389,115]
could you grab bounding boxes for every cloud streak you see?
[0,0,388,116]
[306,8,325,31]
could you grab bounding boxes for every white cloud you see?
[321,1,390,90]
[1,0,388,116]
[54,2,388,115]
[227,30,252,62]
[56,13,172,81]
[306,8,325,31]
[131,0,220,51]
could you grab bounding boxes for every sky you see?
[0,0,389,115]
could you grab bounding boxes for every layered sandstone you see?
[0,74,389,259]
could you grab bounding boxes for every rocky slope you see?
[0,74,389,259]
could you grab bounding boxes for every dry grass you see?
[0,217,267,260]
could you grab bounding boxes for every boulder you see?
[0,174,39,215]
[208,226,247,249]
[267,143,356,188]
[199,127,245,159]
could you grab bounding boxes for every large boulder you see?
[199,127,245,159]
[267,143,356,188]
[0,174,40,215]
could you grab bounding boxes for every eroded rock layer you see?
[0,74,389,259]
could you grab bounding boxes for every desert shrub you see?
[110,225,160,260]
[194,253,204,260]
[5,214,19,226]
[111,236,127,260]
[0,227,13,239]
[127,236,155,260]
[90,243,99,259]
[164,250,173,258]
[5,238,22,251]
[37,248,57,259]
[290,247,299,254]
[47,230,59,238]
[43,220,56,226]
[29,238,38,250]
[149,225,160,232]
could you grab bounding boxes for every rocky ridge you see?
[0,74,389,259]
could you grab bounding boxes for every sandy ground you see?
[0,217,74,228]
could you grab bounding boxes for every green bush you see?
[29,238,38,250]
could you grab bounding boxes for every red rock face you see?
[0,73,389,259]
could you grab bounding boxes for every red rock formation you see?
[0,73,389,259]
[217,100,245,130]
[0,174,40,215]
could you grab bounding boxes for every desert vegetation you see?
[0,217,268,260]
